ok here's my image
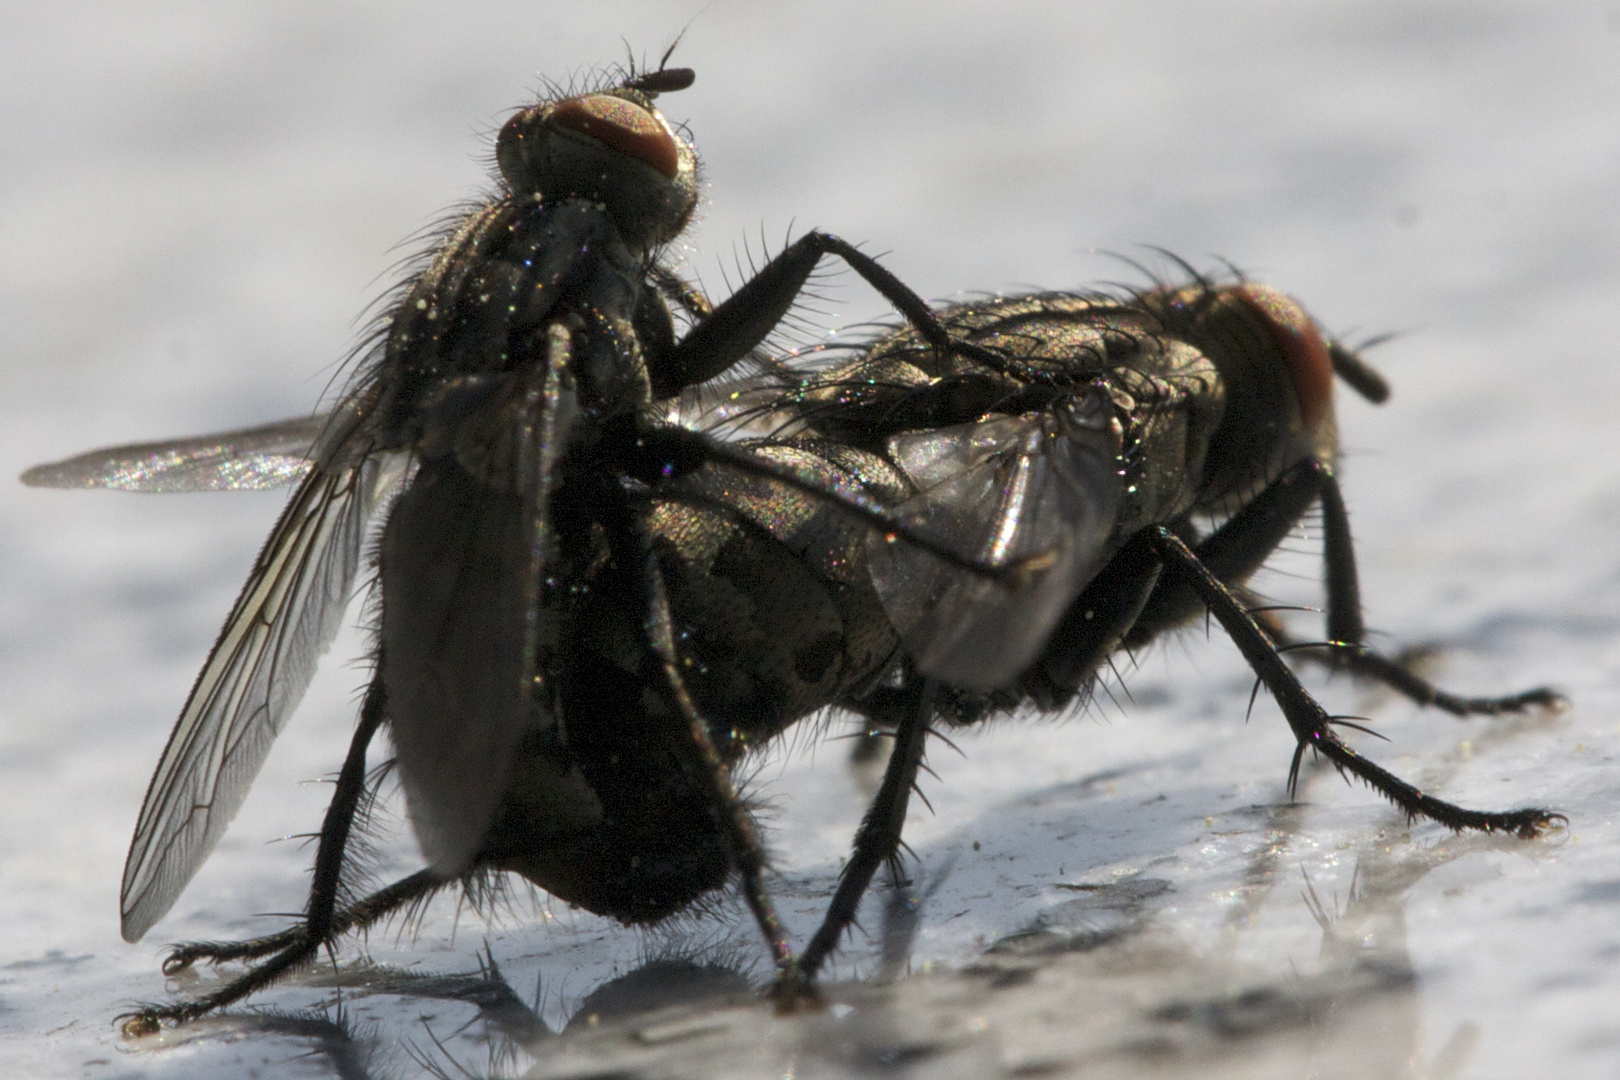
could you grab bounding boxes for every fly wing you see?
[20,413,330,491]
[381,325,576,878]
[119,406,395,942]
[867,392,1123,690]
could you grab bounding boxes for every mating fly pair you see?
[26,62,1562,1031]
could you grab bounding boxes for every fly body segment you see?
[24,65,1565,1026]
[23,61,1018,1031]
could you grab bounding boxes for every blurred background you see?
[3,2,1619,1076]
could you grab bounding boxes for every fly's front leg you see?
[795,676,934,990]
[123,666,392,1034]
[656,231,1006,391]
[1124,457,1327,647]
[1145,526,1563,837]
[1125,457,1562,715]
[1314,471,1564,715]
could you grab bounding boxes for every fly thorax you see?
[546,225,657,417]
[372,199,631,448]
[571,313,653,416]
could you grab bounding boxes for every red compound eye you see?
[549,94,680,178]
[1235,284,1333,430]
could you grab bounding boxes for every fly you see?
[24,58,1009,1031]
[719,279,1567,972]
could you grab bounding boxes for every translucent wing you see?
[119,407,398,941]
[20,414,329,492]
[867,393,1123,690]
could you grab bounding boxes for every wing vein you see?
[119,457,385,941]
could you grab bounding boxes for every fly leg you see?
[1313,470,1563,715]
[1125,457,1330,645]
[1023,531,1164,710]
[638,549,800,988]
[603,435,802,983]
[122,872,445,1036]
[632,422,1028,588]
[655,230,1008,391]
[155,870,440,973]
[1145,526,1563,837]
[1124,457,1563,715]
[123,667,394,1033]
[795,675,933,988]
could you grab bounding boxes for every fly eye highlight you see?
[548,94,681,178]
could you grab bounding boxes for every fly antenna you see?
[623,26,697,95]
[1326,341,1391,404]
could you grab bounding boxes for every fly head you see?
[495,76,699,254]
[1139,283,1339,511]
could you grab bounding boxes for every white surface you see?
[3,2,1619,1077]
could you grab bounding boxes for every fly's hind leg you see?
[155,870,440,975]
[1146,526,1563,837]
[124,872,444,1036]
[124,665,410,1033]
